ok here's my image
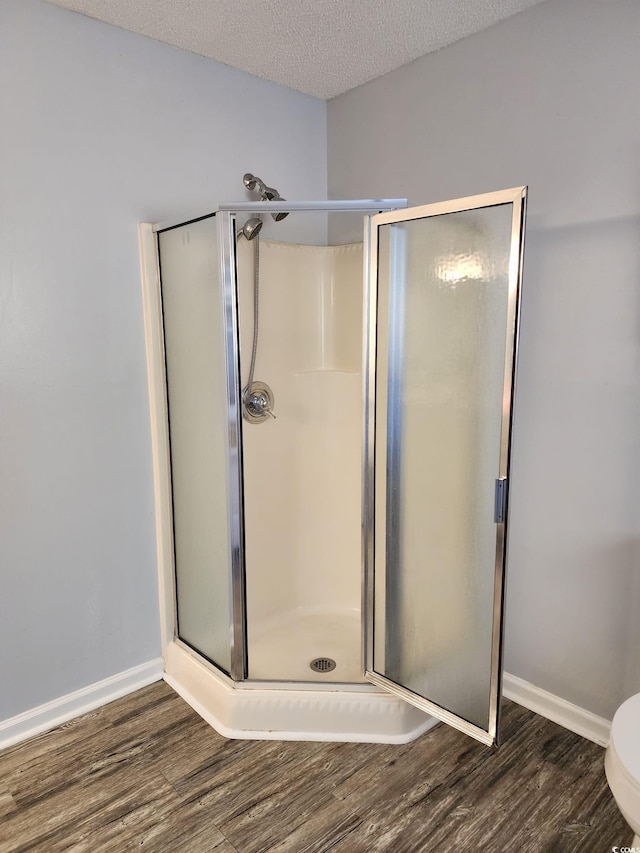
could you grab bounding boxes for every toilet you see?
[606,693,640,846]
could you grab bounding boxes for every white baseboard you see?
[0,658,164,751]
[503,672,611,747]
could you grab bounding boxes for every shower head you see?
[262,186,289,221]
[237,216,263,241]
[243,173,289,221]
[243,172,261,192]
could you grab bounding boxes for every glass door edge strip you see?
[365,671,495,746]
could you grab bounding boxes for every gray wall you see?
[328,0,640,719]
[0,0,326,720]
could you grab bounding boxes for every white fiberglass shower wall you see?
[238,238,364,682]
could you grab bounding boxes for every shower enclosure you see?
[139,186,527,746]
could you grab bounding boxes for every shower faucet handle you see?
[242,382,276,424]
[251,391,276,419]
[248,390,272,416]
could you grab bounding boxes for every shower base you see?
[248,608,362,682]
[164,640,436,743]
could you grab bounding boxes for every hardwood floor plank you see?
[0,767,179,853]
[100,680,175,726]
[263,803,362,853]
[0,790,17,818]
[165,737,337,809]
[514,754,630,851]
[445,718,622,850]
[100,680,196,742]
[156,726,274,793]
[60,771,183,853]
[331,722,492,816]
[0,707,112,785]
[159,736,373,853]
[322,819,392,853]
[349,701,536,806]
[110,799,238,853]
[327,706,626,853]
[215,765,362,853]
[5,684,195,809]
[65,792,236,853]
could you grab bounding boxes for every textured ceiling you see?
[45,0,545,99]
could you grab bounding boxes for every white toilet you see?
[606,693,640,846]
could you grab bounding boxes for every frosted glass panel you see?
[158,216,232,673]
[374,204,513,731]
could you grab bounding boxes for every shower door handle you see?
[494,477,508,524]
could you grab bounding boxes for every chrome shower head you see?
[237,216,263,241]
[262,186,289,221]
[243,172,262,192]
[243,173,289,221]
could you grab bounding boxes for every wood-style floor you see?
[0,681,628,852]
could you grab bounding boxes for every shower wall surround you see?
[237,240,363,682]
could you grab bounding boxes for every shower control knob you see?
[248,391,270,415]
[242,381,275,424]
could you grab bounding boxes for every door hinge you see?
[494,477,508,524]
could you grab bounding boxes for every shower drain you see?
[310,657,337,673]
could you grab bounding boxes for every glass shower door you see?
[364,188,527,746]
[158,213,245,679]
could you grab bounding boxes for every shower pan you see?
[139,186,527,746]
